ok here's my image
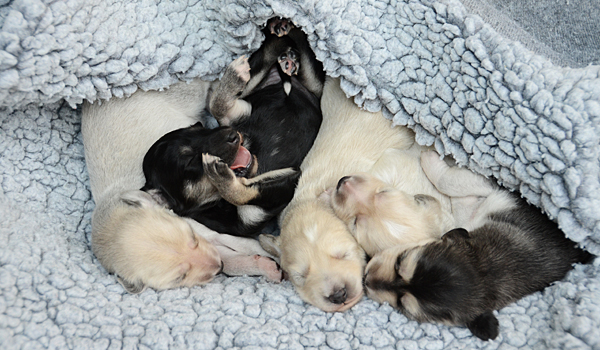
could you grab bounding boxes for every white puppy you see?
[325,146,455,258]
[260,78,416,312]
[82,79,281,293]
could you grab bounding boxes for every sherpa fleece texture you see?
[1,0,599,349]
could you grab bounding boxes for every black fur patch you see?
[142,20,324,237]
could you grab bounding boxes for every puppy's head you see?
[93,190,223,293]
[275,200,366,312]
[142,123,257,208]
[327,173,444,257]
[364,228,499,340]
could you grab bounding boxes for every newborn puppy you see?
[326,147,454,258]
[142,18,324,238]
[259,78,417,312]
[364,151,595,340]
[82,78,282,293]
[92,190,222,293]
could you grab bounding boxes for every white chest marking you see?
[284,82,292,96]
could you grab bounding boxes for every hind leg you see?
[209,56,252,125]
[420,151,495,198]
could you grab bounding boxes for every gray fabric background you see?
[462,0,600,68]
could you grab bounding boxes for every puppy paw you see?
[202,153,236,184]
[268,17,294,37]
[420,150,443,169]
[221,56,250,92]
[420,150,448,184]
[231,55,251,84]
[278,48,300,76]
[254,255,283,282]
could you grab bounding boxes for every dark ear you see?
[117,276,147,294]
[467,310,499,341]
[442,228,470,243]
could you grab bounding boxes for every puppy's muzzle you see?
[328,287,348,304]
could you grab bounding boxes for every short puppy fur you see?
[325,147,454,258]
[259,78,417,312]
[142,18,324,238]
[82,78,282,293]
[364,151,595,340]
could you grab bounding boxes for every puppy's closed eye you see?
[185,154,198,167]
[290,268,309,286]
[331,251,349,260]
[173,271,188,286]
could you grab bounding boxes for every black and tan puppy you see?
[142,18,324,238]
[364,153,595,340]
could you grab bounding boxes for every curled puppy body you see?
[259,78,417,312]
[143,18,324,238]
[82,80,282,293]
[325,147,455,258]
[92,190,222,293]
[364,151,595,341]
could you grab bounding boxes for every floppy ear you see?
[117,276,147,294]
[441,228,470,243]
[259,234,281,258]
[466,310,499,341]
[120,190,158,208]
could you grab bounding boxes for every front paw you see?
[202,153,236,184]
[254,255,283,282]
[268,18,295,37]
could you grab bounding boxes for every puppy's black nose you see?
[337,176,350,190]
[328,287,347,304]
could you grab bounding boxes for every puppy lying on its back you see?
[363,151,595,340]
[142,18,324,238]
[260,78,416,312]
[82,79,282,293]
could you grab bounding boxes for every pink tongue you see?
[230,146,252,170]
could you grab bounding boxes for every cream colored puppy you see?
[82,79,281,293]
[325,146,455,258]
[260,78,416,312]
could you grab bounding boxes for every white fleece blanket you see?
[1,0,599,349]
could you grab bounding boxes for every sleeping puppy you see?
[324,146,454,258]
[82,78,282,293]
[259,78,417,312]
[363,151,595,340]
[142,18,324,238]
